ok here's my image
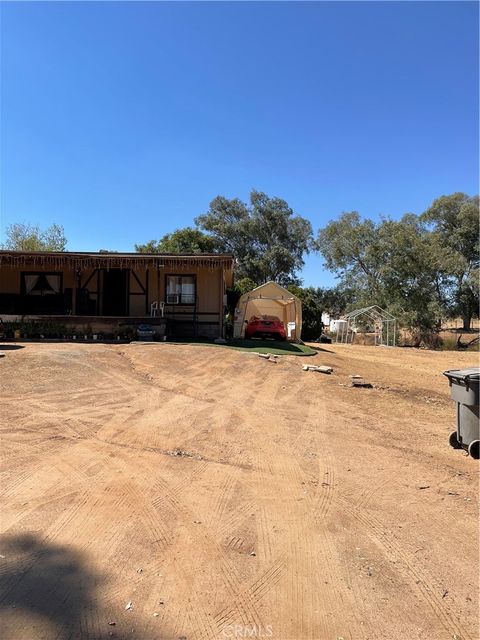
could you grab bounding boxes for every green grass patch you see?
[166,337,317,356]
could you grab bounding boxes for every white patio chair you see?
[150,301,165,318]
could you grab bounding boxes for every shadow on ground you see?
[0,344,25,351]
[0,534,173,640]
[226,338,316,354]
[305,344,336,354]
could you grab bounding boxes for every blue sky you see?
[1,1,478,286]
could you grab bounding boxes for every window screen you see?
[166,276,196,304]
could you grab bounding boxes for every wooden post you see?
[97,269,101,315]
[145,268,149,315]
[72,269,79,315]
[219,268,225,338]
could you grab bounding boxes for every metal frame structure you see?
[336,305,397,346]
[234,282,302,341]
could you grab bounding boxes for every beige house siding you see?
[0,252,232,338]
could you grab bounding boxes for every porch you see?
[0,311,224,339]
[0,250,234,339]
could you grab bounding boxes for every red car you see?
[245,315,286,341]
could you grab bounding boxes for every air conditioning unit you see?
[166,294,179,304]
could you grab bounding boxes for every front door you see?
[102,269,129,316]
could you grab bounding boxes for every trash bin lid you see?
[443,367,480,382]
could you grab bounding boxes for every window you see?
[22,273,62,296]
[166,275,196,305]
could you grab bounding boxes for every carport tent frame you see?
[336,305,397,346]
[239,295,300,334]
[239,293,298,316]
[234,282,302,341]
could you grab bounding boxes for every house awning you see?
[0,250,234,285]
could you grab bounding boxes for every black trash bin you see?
[443,367,480,459]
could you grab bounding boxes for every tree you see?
[135,227,219,254]
[287,286,325,340]
[373,214,445,342]
[316,212,445,343]
[286,285,354,341]
[422,193,479,330]
[232,277,258,297]
[196,190,313,286]
[316,212,381,295]
[2,223,67,251]
[225,277,258,324]
[320,286,356,317]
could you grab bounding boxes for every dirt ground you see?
[0,341,478,640]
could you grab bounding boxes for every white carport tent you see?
[233,281,302,341]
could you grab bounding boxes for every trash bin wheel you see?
[449,431,462,449]
[468,440,479,460]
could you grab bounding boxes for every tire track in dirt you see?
[247,554,288,601]
[216,499,256,539]
[341,497,474,640]
[212,554,288,634]
[228,375,342,639]
[0,488,93,601]
[119,346,239,407]
[276,384,360,639]
[163,499,263,631]
[149,465,267,633]
[207,469,238,528]
[256,504,273,562]
[0,470,37,501]
[151,460,210,516]
[2,343,477,640]
[226,399,290,599]
[102,429,267,636]
[137,497,174,551]
[338,544,381,640]
[204,402,284,600]
[0,486,82,542]
[10,388,118,414]
[2,344,360,637]
[63,352,147,398]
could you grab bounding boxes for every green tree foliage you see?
[373,215,446,341]
[135,227,218,254]
[422,193,479,330]
[320,286,356,317]
[287,286,325,340]
[287,285,354,340]
[2,223,67,251]
[136,191,312,286]
[225,277,258,325]
[316,212,380,294]
[232,277,258,297]
[196,190,313,286]
[316,210,459,342]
